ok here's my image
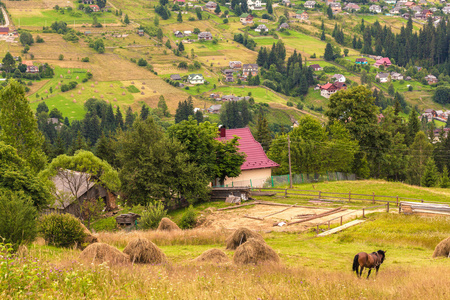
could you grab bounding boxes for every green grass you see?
[11,9,117,27]
[126,85,140,93]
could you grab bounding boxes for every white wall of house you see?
[223,168,272,188]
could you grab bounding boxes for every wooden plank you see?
[260,205,295,218]
[216,201,259,211]
[243,215,264,221]
[317,220,366,237]
[287,207,345,226]
[257,200,324,209]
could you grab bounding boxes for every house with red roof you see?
[374,57,392,68]
[320,83,339,98]
[216,127,279,187]
[89,5,100,12]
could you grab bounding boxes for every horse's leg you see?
[376,266,380,275]
[359,266,364,278]
[367,268,372,279]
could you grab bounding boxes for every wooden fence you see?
[251,187,425,206]
[314,203,389,234]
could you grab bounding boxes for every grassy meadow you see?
[4,211,450,299]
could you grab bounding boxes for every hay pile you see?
[193,248,230,264]
[432,236,450,258]
[79,243,129,264]
[157,218,181,231]
[79,222,98,247]
[233,238,280,265]
[225,227,265,250]
[123,238,167,264]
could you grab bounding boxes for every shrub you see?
[40,213,86,248]
[0,190,38,251]
[92,217,117,232]
[178,205,197,229]
[139,202,168,230]
[287,101,293,107]
[81,57,89,62]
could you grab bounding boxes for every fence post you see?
[386,202,389,212]
[316,225,319,234]
[288,174,290,188]
[301,173,304,183]
[372,192,375,204]
[363,208,365,218]
[421,199,424,203]
[318,191,321,200]
[340,216,343,226]
[250,179,252,188]
[285,188,288,197]
[349,191,351,202]
[232,181,234,187]
[396,196,399,207]
[328,221,330,230]
[399,203,402,214]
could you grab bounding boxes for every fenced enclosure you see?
[213,172,356,188]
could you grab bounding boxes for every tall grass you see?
[97,228,232,248]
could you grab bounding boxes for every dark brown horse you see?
[352,250,386,279]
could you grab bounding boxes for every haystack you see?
[233,238,280,265]
[432,236,450,258]
[79,222,98,249]
[123,238,167,264]
[157,217,181,231]
[193,248,229,264]
[225,227,264,250]
[79,243,129,264]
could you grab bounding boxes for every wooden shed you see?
[116,213,141,226]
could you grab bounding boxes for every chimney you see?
[219,126,226,137]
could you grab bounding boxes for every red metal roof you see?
[216,127,279,171]
[320,83,338,91]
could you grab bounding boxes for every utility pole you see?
[288,134,292,189]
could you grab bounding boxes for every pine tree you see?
[124,14,130,24]
[320,30,325,41]
[214,4,221,14]
[158,96,169,117]
[124,107,136,130]
[421,158,439,187]
[327,6,333,19]
[324,43,334,61]
[267,0,273,14]
[406,109,420,146]
[255,113,272,152]
[140,104,150,120]
[177,11,183,23]
[178,41,185,52]
[388,83,395,96]
[441,166,450,188]
[195,110,203,123]
[115,106,124,130]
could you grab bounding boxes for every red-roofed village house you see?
[216,127,279,187]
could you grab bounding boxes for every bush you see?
[139,202,168,230]
[40,213,86,248]
[0,190,38,251]
[178,205,197,229]
[287,101,293,107]
[81,57,89,62]
[92,217,117,232]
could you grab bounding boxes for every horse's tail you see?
[352,254,359,274]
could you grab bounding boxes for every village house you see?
[198,32,213,40]
[390,7,401,14]
[170,74,182,81]
[320,83,339,98]
[174,31,184,38]
[240,13,254,24]
[376,72,390,83]
[173,0,186,4]
[278,23,289,30]
[89,5,100,12]
[309,64,323,71]
[242,64,258,77]
[304,1,316,9]
[281,0,291,5]
[390,72,403,80]
[83,0,94,4]
[443,6,450,14]
[137,29,144,36]
[184,30,192,36]
[334,82,347,90]
[0,27,10,35]
[374,57,392,68]
[26,65,39,74]
[225,74,234,82]
[208,104,222,114]
[188,74,205,84]
[203,1,217,12]
[229,61,242,69]
[222,95,239,102]
[223,69,234,76]
[344,3,360,11]
[330,3,342,12]
[47,171,117,218]
[332,74,346,82]
[425,74,438,84]
[247,0,266,10]
[369,5,382,13]
[296,10,309,20]
[355,58,368,64]
[216,127,279,187]
[255,24,269,33]
[404,1,415,8]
